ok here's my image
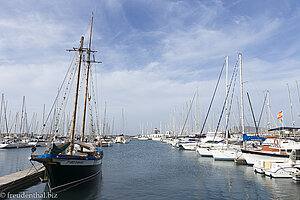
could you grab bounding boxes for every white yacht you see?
[211,145,242,161]
[177,137,200,150]
[196,134,224,157]
[101,139,113,147]
[182,142,198,151]
[242,137,300,166]
[254,149,300,178]
[114,135,130,144]
[138,136,149,141]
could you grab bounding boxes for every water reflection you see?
[0,147,46,176]
[196,155,300,200]
[3,141,300,199]
[43,173,103,200]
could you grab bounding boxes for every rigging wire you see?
[179,91,197,136]
[200,61,226,135]
[213,59,239,139]
[41,53,77,133]
[224,64,239,135]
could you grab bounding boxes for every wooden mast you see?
[81,13,94,142]
[69,36,84,154]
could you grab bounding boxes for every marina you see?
[1,0,300,199]
[1,140,300,199]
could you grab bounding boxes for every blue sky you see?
[0,0,300,135]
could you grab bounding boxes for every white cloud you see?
[0,0,300,134]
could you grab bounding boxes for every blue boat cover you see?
[243,134,266,142]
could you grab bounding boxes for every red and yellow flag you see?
[277,111,283,119]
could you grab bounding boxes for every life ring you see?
[274,139,279,146]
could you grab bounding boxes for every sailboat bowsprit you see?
[30,14,103,192]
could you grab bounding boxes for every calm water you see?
[0,147,46,177]
[2,140,300,200]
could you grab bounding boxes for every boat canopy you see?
[243,134,266,142]
[49,142,70,154]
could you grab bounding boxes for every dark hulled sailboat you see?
[30,14,103,192]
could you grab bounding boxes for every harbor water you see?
[2,140,300,200]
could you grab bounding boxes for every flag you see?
[277,111,283,119]
[279,118,283,124]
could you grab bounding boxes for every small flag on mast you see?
[277,111,283,119]
[277,111,283,124]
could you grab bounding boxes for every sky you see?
[0,0,300,135]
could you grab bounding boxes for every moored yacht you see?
[196,134,224,157]
[255,149,300,178]
[30,14,103,192]
[242,136,300,166]
[138,136,149,141]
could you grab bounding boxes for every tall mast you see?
[20,96,25,134]
[0,94,3,134]
[42,104,45,133]
[225,56,229,146]
[81,14,94,142]
[122,108,125,136]
[195,87,200,134]
[296,80,300,109]
[69,36,84,154]
[266,90,271,129]
[160,120,162,135]
[81,13,101,142]
[102,102,107,136]
[286,83,295,127]
[239,53,245,135]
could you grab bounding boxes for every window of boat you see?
[296,150,300,160]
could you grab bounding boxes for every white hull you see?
[101,141,113,147]
[114,136,130,144]
[254,150,300,178]
[196,147,214,157]
[151,137,161,141]
[0,143,9,149]
[242,151,288,166]
[211,148,241,161]
[182,143,197,151]
[264,164,300,178]
[27,141,46,147]
[0,142,28,148]
[138,137,149,141]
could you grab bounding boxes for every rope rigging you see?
[41,53,77,134]
[213,58,239,140]
[200,61,226,135]
[224,62,239,135]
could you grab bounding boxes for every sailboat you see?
[30,14,103,192]
[211,54,243,161]
[114,109,130,144]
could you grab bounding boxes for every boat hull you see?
[241,149,289,166]
[264,166,299,178]
[44,158,102,192]
[196,147,214,157]
[182,143,197,151]
[211,148,241,161]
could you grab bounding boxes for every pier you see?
[0,165,45,193]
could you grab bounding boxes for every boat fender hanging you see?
[274,139,279,146]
